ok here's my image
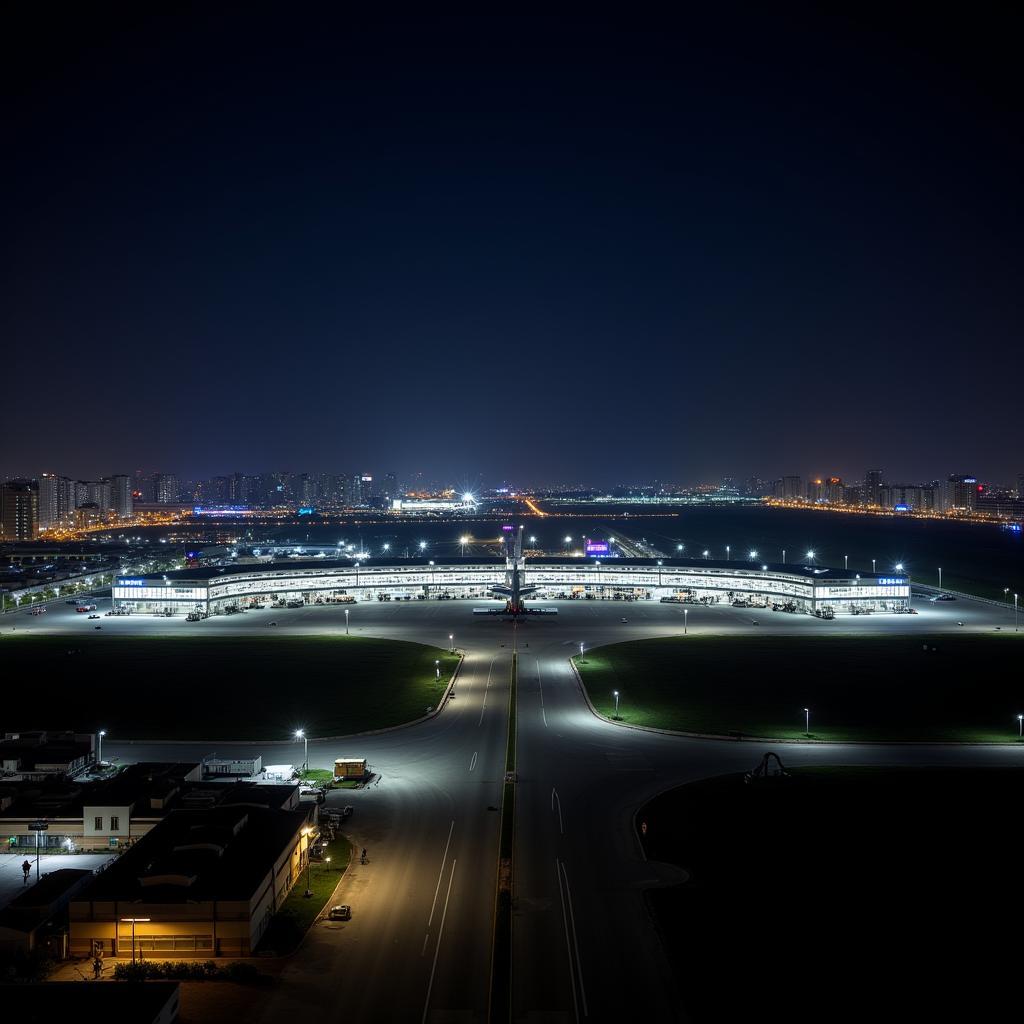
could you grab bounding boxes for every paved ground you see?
[0,852,114,910]
[22,592,1022,1021]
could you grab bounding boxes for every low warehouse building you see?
[69,803,315,957]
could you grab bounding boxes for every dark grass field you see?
[2,635,460,740]
[640,767,1024,1022]
[577,632,1024,741]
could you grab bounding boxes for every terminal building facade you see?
[113,557,910,616]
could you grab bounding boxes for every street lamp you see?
[844,554,848,570]
[295,729,307,771]
[449,633,454,653]
[97,729,106,766]
[382,543,390,553]
[1015,592,1019,632]
[872,558,876,574]
[726,545,730,562]
[806,550,815,564]
[702,550,709,559]
[803,707,810,735]
[344,608,349,635]
[895,563,904,572]
[435,659,440,680]
[459,536,469,556]
[529,535,537,546]
[938,567,942,590]
[677,544,684,554]
[419,540,427,553]
[683,608,688,634]
[120,917,150,965]
[749,549,757,561]
[1018,714,1023,740]
[613,689,620,719]
[564,536,573,553]
[579,641,585,661]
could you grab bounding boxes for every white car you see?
[329,905,351,921]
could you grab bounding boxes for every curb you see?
[115,651,465,748]
[568,657,1024,748]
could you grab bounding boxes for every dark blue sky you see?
[4,9,1022,486]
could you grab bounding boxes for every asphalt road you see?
[12,593,1022,1021]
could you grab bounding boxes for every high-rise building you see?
[781,475,802,500]
[38,473,72,530]
[154,474,180,504]
[865,469,883,506]
[383,473,399,501]
[133,469,154,503]
[110,475,133,518]
[1017,474,1024,500]
[942,474,979,512]
[1,479,39,541]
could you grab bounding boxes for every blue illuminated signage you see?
[893,504,909,512]
[297,507,315,516]
[876,577,906,586]
[118,578,145,587]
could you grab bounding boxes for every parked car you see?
[328,905,351,921]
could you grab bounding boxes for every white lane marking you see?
[551,787,564,835]
[478,656,495,726]
[422,858,457,1024]
[560,860,588,1017]
[557,858,580,1023]
[537,657,547,727]
[469,750,478,773]
[426,819,455,931]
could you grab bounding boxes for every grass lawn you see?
[1,635,459,740]
[256,836,351,955]
[641,767,1024,1021]
[576,632,1024,742]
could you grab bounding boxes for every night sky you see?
[4,9,1022,485]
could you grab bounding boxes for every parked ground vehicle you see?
[334,759,367,782]
[329,905,351,920]
[76,604,97,613]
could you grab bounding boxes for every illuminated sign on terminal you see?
[585,541,610,555]
[876,578,906,586]
[117,579,146,587]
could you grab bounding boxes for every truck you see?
[334,758,368,782]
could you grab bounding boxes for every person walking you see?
[21,860,31,885]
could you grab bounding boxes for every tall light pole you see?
[938,567,942,590]
[295,729,307,771]
[460,535,469,557]
[435,659,440,680]
[613,690,620,719]
[702,550,709,560]
[97,729,106,766]
[683,608,688,634]
[579,641,585,661]
[804,707,810,736]
[1015,592,1019,632]
[726,545,730,562]
[872,558,876,574]
[449,633,454,653]
[1018,714,1023,740]
[806,550,815,565]
[844,554,848,570]
[120,917,150,965]
[564,535,573,554]
[782,548,786,564]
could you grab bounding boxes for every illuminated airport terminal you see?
[112,556,910,617]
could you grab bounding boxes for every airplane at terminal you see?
[474,524,556,616]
